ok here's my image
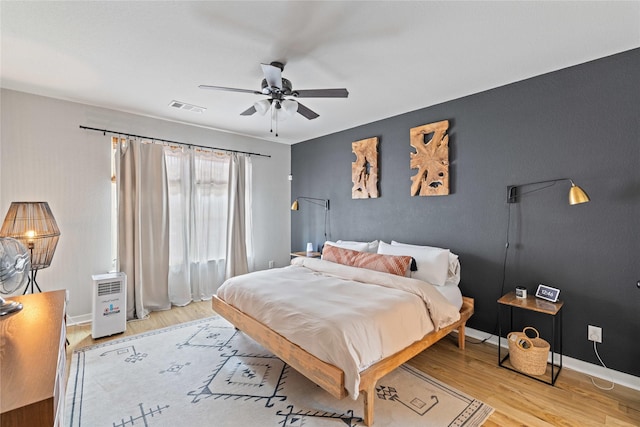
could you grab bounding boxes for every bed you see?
[212,252,474,426]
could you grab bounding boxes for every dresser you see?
[0,290,67,427]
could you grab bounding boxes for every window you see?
[165,147,231,266]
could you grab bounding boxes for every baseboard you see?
[66,314,639,391]
[67,313,92,326]
[465,326,640,392]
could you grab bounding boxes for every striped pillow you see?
[322,244,412,277]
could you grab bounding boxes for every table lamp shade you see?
[0,202,60,270]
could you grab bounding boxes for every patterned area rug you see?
[65,316,493,426]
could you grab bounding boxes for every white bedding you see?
[434,285,463,310]
[216,257,460,399]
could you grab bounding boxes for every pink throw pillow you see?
[322,244,412,277]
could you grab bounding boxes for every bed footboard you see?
[211,295,347,399]
[212,295,474,426]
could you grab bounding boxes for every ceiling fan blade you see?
[295,102,320,120]
[199,85,261,95]
[293,88,349,98]
[240,105,257,116]
[261,63,282,90]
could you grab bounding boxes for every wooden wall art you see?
[410,120,450,196]
[351,137,379,199]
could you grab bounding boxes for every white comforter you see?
[216,257,461,399]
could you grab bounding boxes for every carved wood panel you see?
[351,137,379,199]
[410,120,450,196]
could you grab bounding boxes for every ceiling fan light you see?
[273,101,292,122]
[274,108,288,122]
[281,99,298,115]
[254,99,271,115]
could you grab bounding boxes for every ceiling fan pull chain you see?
[270,106,274,134]
[269,103,279,137]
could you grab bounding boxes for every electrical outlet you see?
[588,325,602,343]
[268,260,275,269]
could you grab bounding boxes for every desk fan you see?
[0,237,30,315]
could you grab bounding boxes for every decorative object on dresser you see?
[0,290,67,427]
[351,136,379,199]
[410,119,450,196]
[0,237,30,315]
[0,202,61,294]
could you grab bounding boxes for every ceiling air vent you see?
[169,100,206,114]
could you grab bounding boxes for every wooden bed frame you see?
[212,295,474,426]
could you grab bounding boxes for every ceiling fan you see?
[199,61,348,133]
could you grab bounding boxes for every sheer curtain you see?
[116,138,171,319]
[165,147,253,305]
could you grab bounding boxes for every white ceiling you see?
[1,1,639,145]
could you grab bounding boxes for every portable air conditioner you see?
[91,272,127,339]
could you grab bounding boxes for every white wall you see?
[0,89,291,318]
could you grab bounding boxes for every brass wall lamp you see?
[507,178,590,205]
[291,197,330,211]
[291,197,330,248]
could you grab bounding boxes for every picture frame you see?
[535,284,560,302]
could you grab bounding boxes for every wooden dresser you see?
[0,290,67,427]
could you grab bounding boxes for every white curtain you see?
[165,147,253,305]
[243,155,255,272]
[117,138,171,319]
[225,153,251,279]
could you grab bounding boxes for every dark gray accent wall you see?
[291,49,639,377]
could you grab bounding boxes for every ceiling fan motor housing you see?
[261,78,293,97]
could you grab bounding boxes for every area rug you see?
[65,316,493,426]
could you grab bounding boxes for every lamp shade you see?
[281,99,298,115]
[254,99,271,116]
[568,182,590,205]
[291,199,299,211]
[0,202,60,269]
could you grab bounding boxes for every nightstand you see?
[498,291,563,385]
[290,251,321,258]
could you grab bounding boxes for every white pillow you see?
[324,240,369,252]
[379,241,449,286]
[445,252,461,286]
[391,240,460,286]
[336,239,379,253]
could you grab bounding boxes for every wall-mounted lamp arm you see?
[291,197,330,211]
[507,178,589,205]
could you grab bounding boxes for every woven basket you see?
[507,327,550,376]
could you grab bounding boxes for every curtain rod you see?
[79,125,271,158]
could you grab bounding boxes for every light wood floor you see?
[66,301,640,426]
